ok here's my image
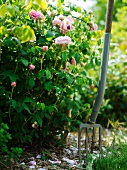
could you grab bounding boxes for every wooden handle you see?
[105,0,114,33]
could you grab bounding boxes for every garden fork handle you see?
[105,0,114,33]
[89,0,114,124]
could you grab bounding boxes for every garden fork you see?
[78,0,114,160]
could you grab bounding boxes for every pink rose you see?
[60,18,74,33]
[52,15,75,33]
[29,64,35,70]
[55,36,71,45]
[42,46,48,52]
[29,10,45,20]
[11,82,16,87]
[52,16,62,27]
[67,15,75,24]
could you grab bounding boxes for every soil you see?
[1,127,127,170]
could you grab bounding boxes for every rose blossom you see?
[60,18,74,33]
[67,15,75,24]
[42,46,48,52]
[11,82,16,87]
[52,15,75,33]
[29,10,45,20]
[29,64,35,70]
[52,16,62,27]
[55,36,71,45]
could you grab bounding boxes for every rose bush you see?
[0,0,102,148]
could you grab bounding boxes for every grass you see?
[92,143,127,170]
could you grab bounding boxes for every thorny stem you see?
[40,54,44,70]
[54,55,58,69]
[9,88,14,123]
[22,109,37,127]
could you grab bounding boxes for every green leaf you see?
[24,97,35,103]
[76,77,84,85]
[9,74,18,82]
[21,50,27,56]
[44,113,50,119]
[45,30,54,41]
[46,105,53,113]
[14,26,35,43]
[29,78,35,88]
[57,0,63,11]
[62,51,67,61]
[36,102,45,110]
[11,100,17,108]
[54,85,63,94]
[6,4,15,17]
[0,86,5,96]
[34,0,47,10]
[74,52,81,63]
[39,36,46,45]
[66,75,73,85]
[81,71,86,76]
[46,30,54,38]
[20,58,28,66]
[44,81,53,91]
[23,103,31,113]
[45,69,51,79]
[0,4,7,19]
[38,70,45,78]
[97,39,102,46]
[0,26,7,39]
[36,114,43,127]
[4,37,13,46]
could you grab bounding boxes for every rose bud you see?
[11,82,16,87]
[29,64,35,70]
[90,83,95,89]
[42,46,48,52]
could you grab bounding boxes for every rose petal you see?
[36,154,42,159]
[29,165,35,169]
[29,160,36,165]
